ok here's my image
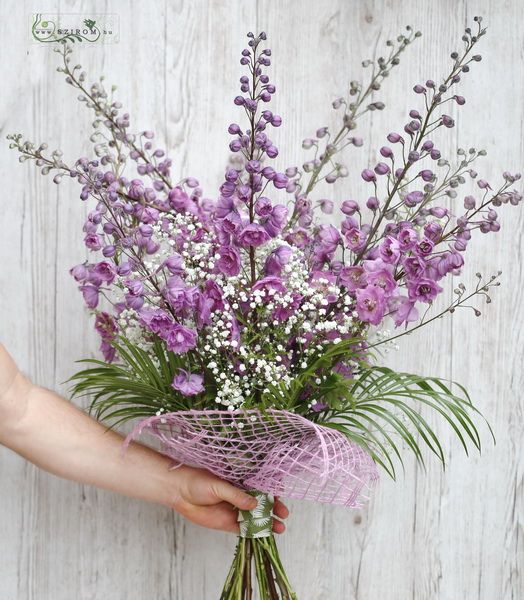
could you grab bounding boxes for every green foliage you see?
[321,366,493,479]
[68,334,491,479]
[259,336,370,411]
[68,337,202,426]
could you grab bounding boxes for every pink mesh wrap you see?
[125,409,379,507]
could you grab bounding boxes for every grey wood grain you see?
[0,0,522,598]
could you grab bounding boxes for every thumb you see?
[212,481,258,510]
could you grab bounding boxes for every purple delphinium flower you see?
[166,323,198,354]
[390,296,419,327]
[80,284,99,309]
[339,266,367,291]
[238,223,271,247]
[171,369,204,396]
[164,282,195,317]
[139,308,174,338]
[217,245,241,276]
[408,278,443,303]
[70,263,88,281]
[379,236,401,264]
[252,275,287,295]
[93,261,116,283]
[261,204,288,237]
[94,311,117,362]
[265,245,293,276]
[355,286,386,325]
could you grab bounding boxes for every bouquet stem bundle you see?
[221,492,296,600]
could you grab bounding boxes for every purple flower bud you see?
[146,240,160,255]
[454,238,468,251]
[430,149,441,160]
[139,224,153,237]
[273,173,288,189]
[102,245,116,257]
[319,199,334,214]
[351,137,364,147]
[408,151,420,163]
[477,179,492,190]
[480,222,491,233]
[225,168,239,183]
[419,169,434,182]
[464,195,476,209]
[387,132,403,143]
[117,262,132,276]
[413,84,426,93]
[430,207,448,218]
[229,139,242,152]
[185,177,199,188]
[219,181,236,198]
[126,293,144,310]
[441,115,455,128]
[316,127,328,138]
[409,109,422,119]
[374,162,391,175]
[454,95,466,105]
[380,146,393,158]
[271,115,282,127]
[405,191,424,207]
[361,169,376,182]
[366,196,379,210]
[234,96,245,106]
[70,264,88,282]
[262,167,276,180]
[246,160,261,173]
[266,145,279,158]
[341,200,360,215]
[421,140,434,151]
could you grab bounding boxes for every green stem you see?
[220,492,297,599]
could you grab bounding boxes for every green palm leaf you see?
[67,337,195,423]
[323,366,494,479]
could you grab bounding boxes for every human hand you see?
[170,464,289,534]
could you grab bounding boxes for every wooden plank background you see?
[1,1,522,598]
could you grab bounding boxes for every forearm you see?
[0,344,287,533]
[0,345,177,507]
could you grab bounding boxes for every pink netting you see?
[125,409,379,507]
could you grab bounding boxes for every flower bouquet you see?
[8,16,522,599]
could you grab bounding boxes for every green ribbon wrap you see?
[237,491,274,539]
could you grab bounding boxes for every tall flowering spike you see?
[223,32,287,196]
[218,32,290,285]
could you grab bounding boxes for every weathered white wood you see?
[0,0,522,598]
